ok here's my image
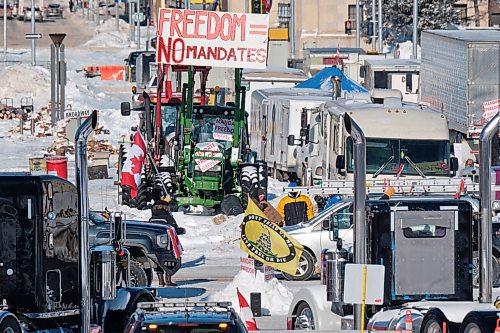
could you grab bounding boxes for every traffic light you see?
[345,20,352,35]
[252,0,262,14]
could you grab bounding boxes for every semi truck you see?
[286,113,500,333]
[0,112,155,332]
[420,29,500,166]
[288,82,455,186]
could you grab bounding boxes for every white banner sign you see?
[156,8,269,69]
[213,117,234,141]
[483,99,499,122]
[240,256,256,275]
[194,141,222,172]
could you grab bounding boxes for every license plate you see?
[165,261,177,267]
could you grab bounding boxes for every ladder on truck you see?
[283,178,482,197]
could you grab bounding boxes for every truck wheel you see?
[294,302,315,330]
[129,260,148,287]
[421,308,450,333]
[104,289,155,332]
[221,195,244,216]
[282,250,315,281]
[240,165,259,209]
[459,311,500,333]
[0,316,22,333]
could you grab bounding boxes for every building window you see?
[278,2,291,28]
[454,4,468,25]
[348,4,363,30]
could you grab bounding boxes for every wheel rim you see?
[3,328,15,333]
[295,254,309,277]
[296,306,315,330]
[464,323,481,333]
[426,321,442,333]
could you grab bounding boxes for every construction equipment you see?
[120,64,267,215]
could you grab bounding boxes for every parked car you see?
[124,301,248,333]
[0,4,14,19]
[88,210,184,287]
[282,199,353,281]
[46,3,63,18]
[23,7,44,22]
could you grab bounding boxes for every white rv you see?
[250,88,333,180]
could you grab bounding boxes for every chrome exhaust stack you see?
[75,110,98,333]
[479,113,499,303]
[343,113,366,329]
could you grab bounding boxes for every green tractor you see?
[120,65,267,215]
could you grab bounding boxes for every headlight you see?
[156,234,169,248]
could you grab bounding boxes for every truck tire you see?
[129,260,148,287]
[459,311,500,333]
[221,195,244,216]
[282,250,315,281]
[240,165,259,209]
[130,183,149,210]
[155,172,175,195]
[294,302,316,330]
[421,308,450,333]
[104,288,155,333]
[0,315,22,333]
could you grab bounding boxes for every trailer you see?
[286,113,500,333]
[361,59,420,103]
[249,88,332,181]
[420,29,500,165]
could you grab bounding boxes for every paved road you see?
[0,8,96,49]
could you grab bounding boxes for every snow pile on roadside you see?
[83,19,131,48]
[207,271,294,316]
[0,64,51,107]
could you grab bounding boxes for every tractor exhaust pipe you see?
[75,110,98,333]
[479,112,499,303]
[343,113,366,329]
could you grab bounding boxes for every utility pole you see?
[371,0,376,50]
[412,0,418,59]
[31,0,36,65]
[378,0,382,52]
[3,1,6,62]
[129,0,134,42]
[355,0,360,48]
[116,0,119,32]
[136,0,140,49]
[290,0,295,59]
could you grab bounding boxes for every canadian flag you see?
[167,227,184,259]
[236,288,257,331]
[121,132,147,199]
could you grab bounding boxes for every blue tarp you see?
[296,67,367,93]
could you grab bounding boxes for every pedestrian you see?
[277,182,314,226]
[150,188,181,287]
[465,158,474,167]
[69,0,74,12]
[314,194,343,212]
[253,188,283,226]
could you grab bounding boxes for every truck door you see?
[393,209,456,296]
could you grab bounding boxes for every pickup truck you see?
[89,211,183,287]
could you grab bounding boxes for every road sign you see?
[25,33,42,40]
[64,110,91,119]
[133,12,144,22]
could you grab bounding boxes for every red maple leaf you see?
[130,155,143,174]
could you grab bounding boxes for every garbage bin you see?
[46,156,68,179]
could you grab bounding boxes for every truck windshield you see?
[192,116,234,149]
[161,105,178,139]
[347,138,450,176]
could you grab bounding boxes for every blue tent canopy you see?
[296,67,367,93]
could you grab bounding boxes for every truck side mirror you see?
[329,215,339,242]
[121,102,131,116]
[450,157,459,172]
[359,65,366,78]
[336,155,345,172]
[300,109,308,130]
[287,134,296,146]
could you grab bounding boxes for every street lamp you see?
[49,33,67,127]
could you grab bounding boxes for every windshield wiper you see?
[373,155,395,178]
[404,155,426,178]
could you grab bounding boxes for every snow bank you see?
[207,271,294,316]
[83,19,131,48]
[0,64,51,107]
